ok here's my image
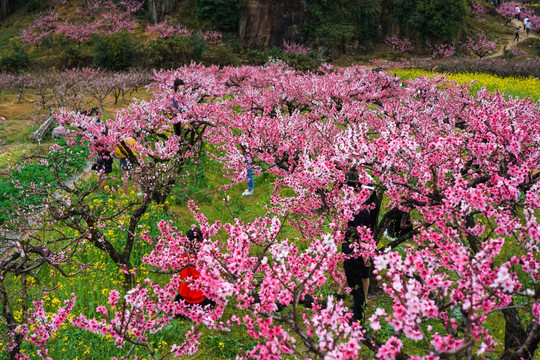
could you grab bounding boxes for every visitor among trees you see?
[174,227,216,310]
[240,145,254,196]
[341,170,380,323]
[114,136,138,195]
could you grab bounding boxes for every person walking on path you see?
[240,145,254,196]
[515,6,521,20]
[514,26,521,42]
[524,18,531,37]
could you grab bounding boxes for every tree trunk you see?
[501,306,529,359]
[29,114,57,143]
[240,0,306,49]
[147,0,179,24]
[0,0,13,19]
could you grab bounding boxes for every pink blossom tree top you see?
[385,35,414,61]
[466,33,497,58]
[283,40,311,55]
[146,21,192,39]
[471,2,487,21]
[497,1,520,20]
[18,10,58,46]
[57,21,102,46]
[21,0,144,47]
[431,43,456,59]
[202,30,223,45]
[525,14,540,31]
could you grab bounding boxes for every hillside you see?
[0,0,538,72]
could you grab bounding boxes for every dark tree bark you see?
[147,0,180,24]
[239,0,306,49]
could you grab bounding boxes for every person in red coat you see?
[175,228,215,308]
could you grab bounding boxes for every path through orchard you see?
[487,18,539,58]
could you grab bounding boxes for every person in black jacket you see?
[342,170,380,323]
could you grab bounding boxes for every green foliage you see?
[190,35,208,62]
[195,0,239,33]
[145,35,241,69]
[245,48,283,66]
[0,139,89,225]
[282,52,321,71]
[206,334,258,358]
[202,45,241,67]
[24,0,48,13]
[144,37,195,69]
[391,0,467,43]
[302,0,381,50]
[93,33,139,71]
[0,43,29,72]
[59,44,87,69]
[170,149,212,206]
[245,47,321,71]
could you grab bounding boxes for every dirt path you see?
[487,19,539,58]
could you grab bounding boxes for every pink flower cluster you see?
[385,35,413,60]
[283,40,311,54]
[15,294,76,359]
[18,10,58,46]
[471,3,487,21]
[19,0,143,46]
[202,30,223,45]
[466,33,497,58]
[146,21,192,39]
[432,43,456,59]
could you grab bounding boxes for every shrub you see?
[25,0,48,13]
[282,52,321,71]
[0,44,29,72]
[190,35,208,63]
[59,44,88,69]
[93,33,139,71]
[245,48,284,66]
[244,47,320,71]
[202,45,241,67]
[144,37,195,69]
